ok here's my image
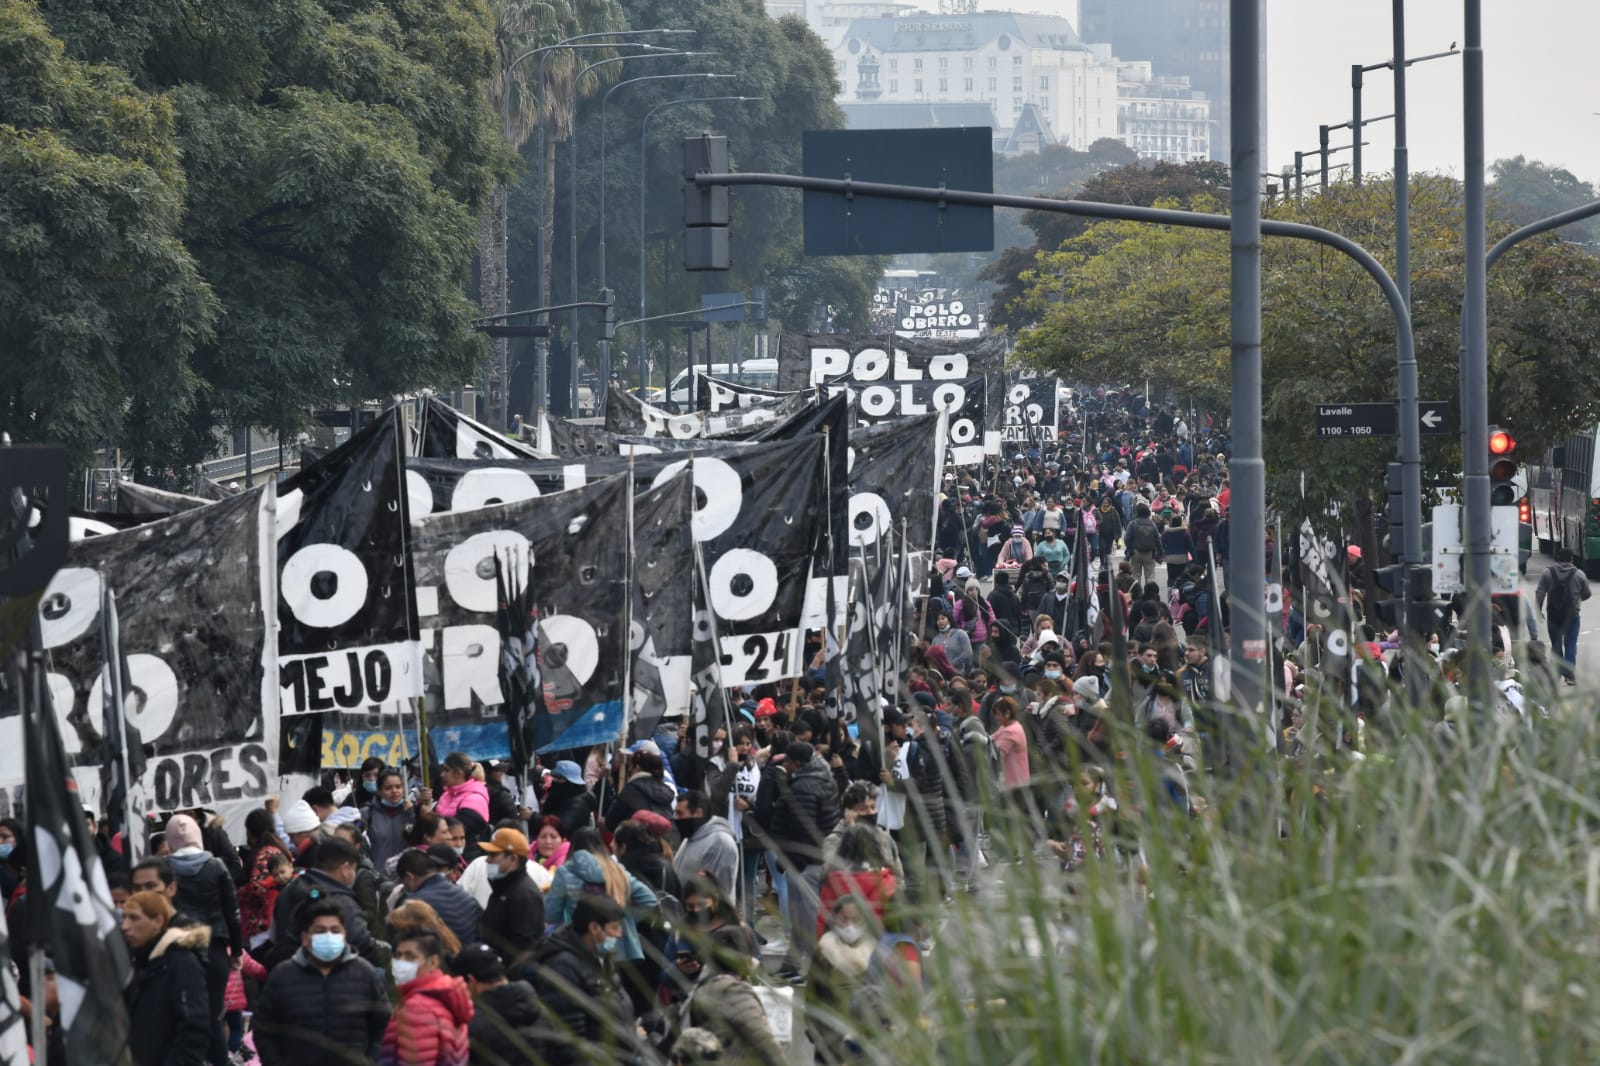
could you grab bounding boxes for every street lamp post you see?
[596,72,734,401]
[637,96,763,393]
[564,50,714,415]
[523,31,692,422]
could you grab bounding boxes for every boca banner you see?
[0,488,279,818]
[277,408,422,717]
[408,475,635,759]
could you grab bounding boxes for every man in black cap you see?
[454,943,544,1066]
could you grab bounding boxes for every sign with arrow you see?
[1314,400,1457,439]
[1417,401,1456,436]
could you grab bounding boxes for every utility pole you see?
[1228,0,1267,756]
[1461,0,1492,692]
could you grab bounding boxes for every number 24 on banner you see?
[720,632,796,684]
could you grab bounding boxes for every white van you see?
[651,360,780,408]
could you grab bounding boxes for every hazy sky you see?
[1012,0,1600,185]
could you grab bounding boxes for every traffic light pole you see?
[688,158,1417,744]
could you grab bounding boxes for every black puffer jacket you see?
[530,927,635,1066]
[265,869,381,967]
[902,731,949,839]
[127,923,211,1066]
[170,851,243,954]
[468,979,544,1066]
[766,755,842,869]
[482,862,546,964]
[603,774,676,832]
[253,948,390,1066]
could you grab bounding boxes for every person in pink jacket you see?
[430,752,491,846]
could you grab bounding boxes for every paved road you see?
[1518,551,1600,688]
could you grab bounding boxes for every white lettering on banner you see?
[707,548,779,621]
[443,530,530,613]
[808,347,969,385]
[452,468,539,513]
[652,458,741,541]
[440,624,504,709]
[849,492,892,548]
[537,615,600,686]
[281,544,369,628]
[147,743,272,812]
[37,567,100,649]
[280,641,418,713]
[406,469,436,518]
[718,631,797,685]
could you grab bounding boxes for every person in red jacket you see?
[381,929,474,1066]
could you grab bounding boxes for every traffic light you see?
[1375,462,1406,628]
[1374,562,1406,628]
[1488,425,1517,506]
[1381,461,1404,558]
[683,134,730,271]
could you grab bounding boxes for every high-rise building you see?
[1076,0,1266,163]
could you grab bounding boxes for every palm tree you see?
[478,0,625,343]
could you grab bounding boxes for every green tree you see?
[31,0,513,463]
[523,4,886,384]
[1489,155,1600,245]
[0,0,215,468]
[983,158,1229,332]
[1010,176,1600,516]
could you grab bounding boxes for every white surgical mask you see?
[390,959,420,985]
[835,923,866,945]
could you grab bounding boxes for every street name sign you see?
[1314,400,1458,439]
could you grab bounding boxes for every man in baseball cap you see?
[477,829,544,962]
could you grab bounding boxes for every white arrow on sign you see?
[1421,408,1443,429]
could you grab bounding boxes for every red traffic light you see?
[1489,428,1515,455]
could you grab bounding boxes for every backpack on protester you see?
[1127,518,1159,555]
[1547,568,1577,626]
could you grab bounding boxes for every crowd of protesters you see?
[11,385,1565,1065]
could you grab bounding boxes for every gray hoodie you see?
[672,815,740,905]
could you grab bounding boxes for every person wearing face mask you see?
[672,790,740,906]
[380,930,474,1066]
[1038,571,1075,635]
[254,899,390,1066]
[930,610,975,674]
[669,879,782,1066]
[476,828,545,967]
[362,768,413,874]
[531,895,636,1066]
[348,756,386,810]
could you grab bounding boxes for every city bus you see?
[1525,426,1600,575]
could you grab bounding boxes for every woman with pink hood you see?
[429,752,491,848]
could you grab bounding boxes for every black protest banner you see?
[19,649,133,1066]
[849,414,943,559]
[777,333,996,466]
[114,481,212,516]
[536,410,745,458]
[606,384,816,440]
[418,396,543,460]
[0,488,279,820]
[999,377,1061,447]
[409,475,634,759]
[278,407,422,716]
[693,373,805,413]
[839,537,906,741]
[0,906,24,1064]
[627,471,694,740]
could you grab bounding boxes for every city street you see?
[1519,550,1600,689]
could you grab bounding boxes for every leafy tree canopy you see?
[1489,155,1600,245]
[0,0,216,468]
[1008,175,1600,515]
[10,0,514,471]
[983,158,1229,332]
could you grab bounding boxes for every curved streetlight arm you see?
[1486,198,1600,269]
